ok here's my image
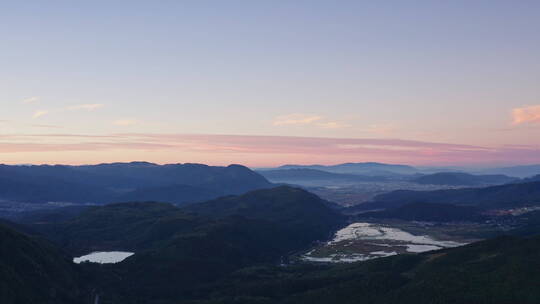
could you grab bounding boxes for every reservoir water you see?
[73,251,134,264]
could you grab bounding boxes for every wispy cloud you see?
[113,119,138,126]
[21,96,40,104]
[273,114,348,129]
[317,121,348,129]
[31,124,64,129]
[30,104,105,119]
[512,105,540,125]
[68,104,104,111]
[32,110,49,119]
[273,114,322,126]
[365,123,397,135]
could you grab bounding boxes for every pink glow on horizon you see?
[0,133,539,167]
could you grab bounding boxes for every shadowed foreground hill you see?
[189,235,540,304]
[33,202,205,255]
[0,223,85,304]
[23,186,345,302]
[31,187,344,256]
[183,186,345,242]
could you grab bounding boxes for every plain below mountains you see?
[0,162,272,206]
[411,172,518,186]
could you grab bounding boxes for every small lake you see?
[73,251,134,264]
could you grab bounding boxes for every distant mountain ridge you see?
[260,162,418,176]
[520,174,540,183]
[478,164,540,178]
[0,162,272,206]
[257,168,390,184]
[356,181,540,211]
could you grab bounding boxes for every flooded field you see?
[302,222,467,263]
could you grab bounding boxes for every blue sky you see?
[1,1,539,165]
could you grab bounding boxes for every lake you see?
[73,251,134,264]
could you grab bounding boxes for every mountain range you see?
[262,162,418,176]
[257,168,391,184]
[354,181,540,211]
[478,164,540,178]
[0,162,272,206]
[260,162,540,179]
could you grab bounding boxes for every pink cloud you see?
[272,114,322,126]
[32,110,49,119]
[512,105,540,125]
[68,104,104,111]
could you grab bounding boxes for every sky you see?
[1,0,539,167]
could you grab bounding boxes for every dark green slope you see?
[193,235,540,304]
[34,187,345,256]
[34,202,205,255]
[19,201,304,301]
[385,235,540,304]
[0,224,85,304]
[183,186,345,244]
[115,216,311,300]
[24,187,345,303]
